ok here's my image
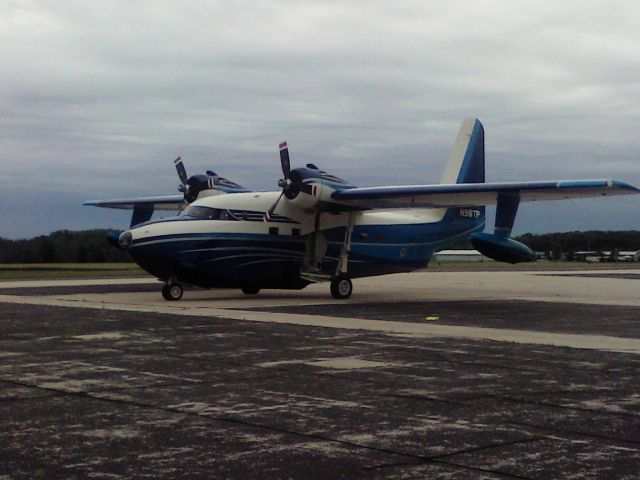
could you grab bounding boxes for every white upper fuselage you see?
[129,191,448,242]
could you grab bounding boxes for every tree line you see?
[437,230,640,258]
[0,230,130,263]
[515,230,640,254]
[1,229,640,264]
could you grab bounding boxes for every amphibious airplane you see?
[85,118,638,300]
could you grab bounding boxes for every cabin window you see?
[358,233,368,241]
[292,228,301,237]
[269,226,279,235]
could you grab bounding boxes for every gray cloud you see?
[1,0,639,238]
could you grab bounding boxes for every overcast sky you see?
[2,0,639,239]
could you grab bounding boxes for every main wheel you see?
[162,283,183,301]
[241,287,260,295]
[330,274,352,299]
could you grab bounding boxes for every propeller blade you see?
[174,157,188,186]
[279,142,291,180]
[263,191,284,222]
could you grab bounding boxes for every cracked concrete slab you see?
[1,271,640,478]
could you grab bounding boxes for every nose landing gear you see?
[162,283,183,301]
[241,287,260,295]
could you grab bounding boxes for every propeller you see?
[174,156,200,203]
[174,156,188,186]
[279,142,291,183]
[264,142,296,222]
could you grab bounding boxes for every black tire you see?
[162,283,183,301]
[330,274,352,299]
[241,287,260,295]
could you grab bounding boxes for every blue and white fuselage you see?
[125,191,485,290]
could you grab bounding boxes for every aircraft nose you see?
[119,230,133,250]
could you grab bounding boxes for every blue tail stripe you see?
[456,119,485,184]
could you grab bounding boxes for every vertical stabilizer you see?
[441,118,486,227]
[439,118,485,184]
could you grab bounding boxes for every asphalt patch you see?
[251,299,640,338]
[539,273,640,280]
[1,302,640,479]
[0,283,161,296]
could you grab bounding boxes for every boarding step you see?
[300,270,332,283]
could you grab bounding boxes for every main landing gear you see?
[330,274,352,299]
[162,282,183,301]
[330,212,356,299]
[301,212,356,300]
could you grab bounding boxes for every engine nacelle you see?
[285,166,355,211]
[183,171,249,203]
[470,232,535,264]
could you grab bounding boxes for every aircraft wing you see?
[83,195,184,211]
[330,179,639,209]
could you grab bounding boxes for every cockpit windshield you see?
[181,205,232,220]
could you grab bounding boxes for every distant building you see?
[573,251,640,262]
[432,250,490,262]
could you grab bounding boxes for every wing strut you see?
[336,212,355,275]
[494,192,520,237]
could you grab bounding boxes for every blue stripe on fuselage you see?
[127,209,484,287]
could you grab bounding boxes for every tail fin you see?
[439,118,485,184]
[441,118,486,228]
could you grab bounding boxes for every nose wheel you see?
[330,274,352,299]
[241,287,260,295]
[162,283,183,301]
